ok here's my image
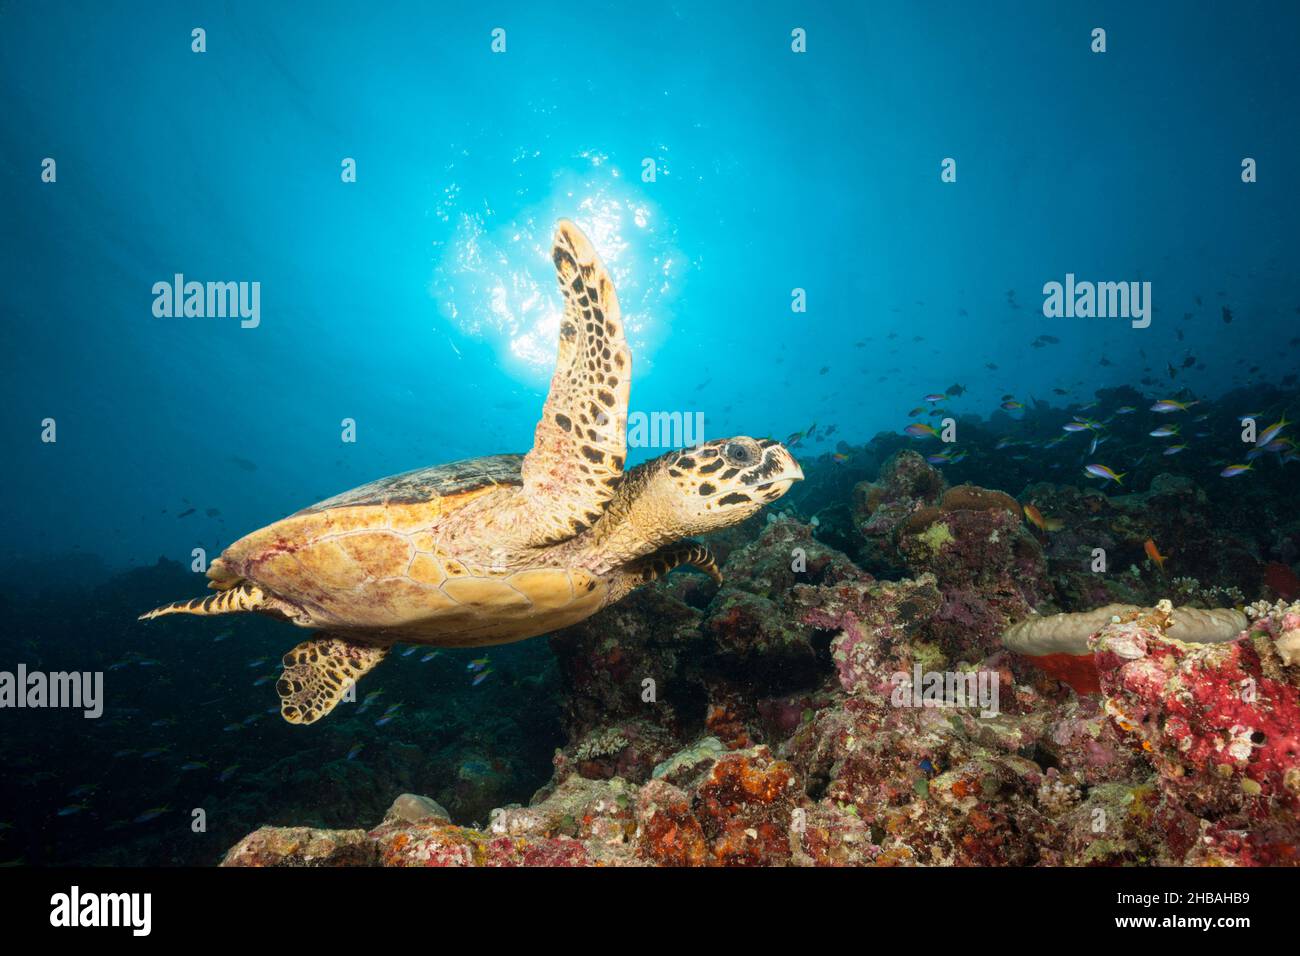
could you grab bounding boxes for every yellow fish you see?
[1023,503,1063,532]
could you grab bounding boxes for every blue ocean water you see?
[3,2,1297,573]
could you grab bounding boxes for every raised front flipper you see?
[517,220,632,543]
[277,635,389,725]
[610,540,722,602]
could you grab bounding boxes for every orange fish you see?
[1024,503,1063,532]
[1144,538,1169,570]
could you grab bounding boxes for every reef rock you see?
[1092,602,1300,863]
[221,826,378,867]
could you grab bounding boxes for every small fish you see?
[1149,425,1180,438]
[179,761,209,772]
[222,723,243,733]
[1144,539,1169,571]
[134,806,170,824]
[252,675,275,687]
[1114,405,1136,415]
[1000,400,1024,411]
[247,657,269,668]
[1151,399,1196,413]
[1257,416,1290,447]
[1220,464,1253,478]
[419,651,440,663]
[374,715,398,727]
[904,423,939,439]
[218,765,240,782]
[831,452,849,462]
[346,743,365,761]
[466,658,491,673]
[176,508,196,518]
[908,406,925,417]
[1062,422,1092,433]
[1162,444,1188,456]
[400,647,417,658]
[1023,504,1063,532]
[472,668,494,687]
[57,803,90,817]
[1084,464,1126,485]
[923,393,946,403]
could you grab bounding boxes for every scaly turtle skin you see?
[141,220,803,725]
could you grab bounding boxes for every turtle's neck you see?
[566,457,678,573]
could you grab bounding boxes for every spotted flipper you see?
[277,635,389,725]
[517,220,632,543]
[139,583,271,621]
[611,540,722,601]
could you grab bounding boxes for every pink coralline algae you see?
[1091,601,1300,864]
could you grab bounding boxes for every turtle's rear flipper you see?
[139,584,270,621]
[277,635,388,725]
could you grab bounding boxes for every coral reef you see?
[11,401,1298,868]
[220,468,1300,867]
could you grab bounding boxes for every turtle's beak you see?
[754,442,804,500]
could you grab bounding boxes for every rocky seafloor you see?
[221,445,1300,867]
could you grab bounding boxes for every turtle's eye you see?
[723,441,756,466]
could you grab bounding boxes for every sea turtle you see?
[141,220,803,725]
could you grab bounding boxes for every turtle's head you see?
[647,437,804,535]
